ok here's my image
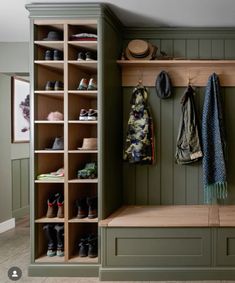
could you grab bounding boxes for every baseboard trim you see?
[28,264,99,277]
[99,267,235,281]
[13,206,29,219]
[0,218,15,233]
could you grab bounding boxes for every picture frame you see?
[11,76,30,143]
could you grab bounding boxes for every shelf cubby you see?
[68,43,97,61]
[35,153,64,177]
[34,64,64,91]
[34,24,64,41]
[68,223,98,262]
[35,183,64,221]
[34,123,63,150]
[68,23,97,41]
[34,44,64,61]
[68,152,97,181]
[34,93,64,120]
[34,41,64,51]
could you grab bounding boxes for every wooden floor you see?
[0,215,233,282]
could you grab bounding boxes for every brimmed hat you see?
[43,31,62,41]
[78,138,97,150]
[125,39,157,60]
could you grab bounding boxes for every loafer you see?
[87,78,97,90]
[45,50,53,60]
[77,51,85,61]
[53,50,63,60]
[54,81,63,90]
[77,78,88,90]
[45,81,54,91]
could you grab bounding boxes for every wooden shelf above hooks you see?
[117,60,235,87]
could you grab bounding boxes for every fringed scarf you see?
[202,73,227,203]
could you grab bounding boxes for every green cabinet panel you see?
[216,228,235,266]
[106,228,211,267]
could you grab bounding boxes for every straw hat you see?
[78,138,97,150]
[125,39,157,60]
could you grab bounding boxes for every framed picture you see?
[11,77,30,143]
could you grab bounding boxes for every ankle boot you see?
[46,194,57,218]
[87,234,98,258]
[54,224,64,257]
[78,236,88,257]
[76,198,88,218]
[43,224,56,257]
[87,196,97,219]
[56,193,64,218]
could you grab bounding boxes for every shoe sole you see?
[88,117,97,121]
[79,116,88,120]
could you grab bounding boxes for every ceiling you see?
[1,0,235,41]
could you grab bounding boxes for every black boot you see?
[43,224,56,257]
[54,224,64,257]
[88,234,98,258]
[76,198,88,218]
[78,236,88,257]
[87,196,97,219]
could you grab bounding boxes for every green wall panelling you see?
[12,158,30,218]
[225,39,235,59]
[212,39,224,59]
[173,39,186,58]
[199,39,212,59]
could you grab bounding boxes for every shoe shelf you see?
[68,90,97,98]
[35,150,64,154]
[68,120,97,124]
[34,60,64,71]
[68,150,98,154]
[69,217,98,223]
[35,255,65,263]
[68,256,98,264]
[35,217,65,223]
[68,41,97,51]
[68,179,98,184]
[68,61,97,72]
[34,120,64,124]
[35,179,64,183]
[34,41,64,51]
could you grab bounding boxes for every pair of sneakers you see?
[45,81,63,91]
[77,51,96,61]
[45,49,63,60]
[79,109,97,121]
[77,78,97,91]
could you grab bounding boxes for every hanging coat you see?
[175,85,203,165]
[123,85,154,164]
[201,73,227,203]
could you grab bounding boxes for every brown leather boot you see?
[76,198,88,218]
[87,196,97,219]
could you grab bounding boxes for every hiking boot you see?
[46,194,57,218]
[53,50,63,60]
[57,193,64,218]
[87,234,98,258]
[79,109,88,120]
[77,78,88,90]
[77,51,85,61]
[87,196,97,219]
[88,109,98,121]
[43,224,56,257]
[45,50,53,60]
[76,198,88,219]
[78,237,88,257]
[54,224,64,257]
[45,81,54,91]
[87,78,97,90]
[54,81,63,90]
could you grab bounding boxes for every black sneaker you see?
[54,81,63,90]
[45,50,53,60]
[88,109,97,121]
[77,51,85,61]
[85,51,96,61]
[79,109,89,120]
[53,50,63,60]
[45,81,54,91]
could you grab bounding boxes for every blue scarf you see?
[202,73,227,203]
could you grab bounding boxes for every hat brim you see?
[125,43,157,60]
[77,147,97,150]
